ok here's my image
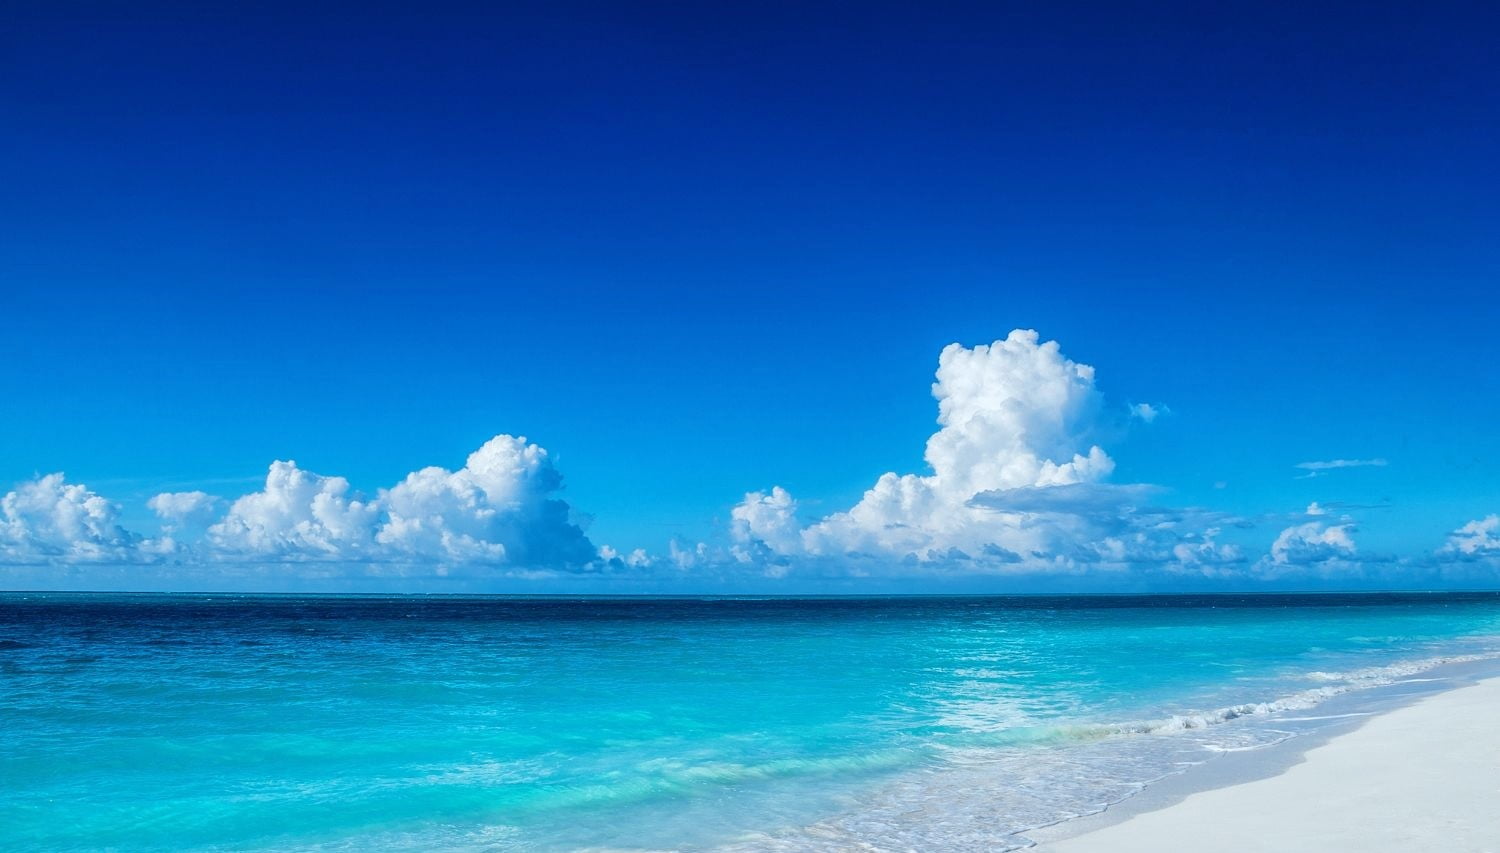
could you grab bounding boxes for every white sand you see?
[1040,677,1500,852]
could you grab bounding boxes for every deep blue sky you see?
[3,1,1497,568]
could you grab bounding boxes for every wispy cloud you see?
[1295,458,1388,471]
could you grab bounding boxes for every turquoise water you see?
[5,593,1500,851]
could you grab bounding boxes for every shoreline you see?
[1026,658,1500,851]
[712,650,1500,852]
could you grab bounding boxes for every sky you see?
[2,1,1498,592]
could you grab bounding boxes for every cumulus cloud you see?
[1267,520,1357,566]
[1171,528,1244,569]
[0,435,599,577]
[598,545,650,568]
[0,474,137,562]
[203,435,594,568]
[1129,402,1165,423]
[209,462,380,558]
[728,330,1233,575]
[730,486,803,562]
[1441,515,1500,558]
[148,491,220,525]
[375,435,595,567]
[751,330,1114,562]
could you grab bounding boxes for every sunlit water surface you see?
[5,593,1500,851]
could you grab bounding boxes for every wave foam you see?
[717,647,1500,853]
[1075,651,1500,741]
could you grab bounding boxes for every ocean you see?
[5,592,1500,851]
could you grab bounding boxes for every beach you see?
[1036,675,1500,852]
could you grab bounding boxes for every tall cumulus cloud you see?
[728,330,1230,574]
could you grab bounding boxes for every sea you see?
[5,592,1500,851]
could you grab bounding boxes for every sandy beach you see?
[1037,676,1500,852]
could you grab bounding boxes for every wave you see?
[1061,650,1500,741]
[718,647,1500,853]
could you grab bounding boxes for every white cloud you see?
[148,491,220,526]
[0,474,137,562]
[750,330,1115,563]
[204,435,594,568]
[1268,520,1357,566]
[0,436,597,574]
[668,539,711,571]
[719,332,1402,580]
[1441,515,1500,557]
[376,435,594,566]
[1172,528,1243,569]
[725,330,1238,574]
[1130,402,1165,423]
[4,347,1483,589]
[209,462,379,557]
[1295,458,1388,471]
[730,486,802,560]
[598,545,650,568]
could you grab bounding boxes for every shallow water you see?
[4,593,1500,851]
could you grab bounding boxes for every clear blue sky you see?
[2,1,1497,590]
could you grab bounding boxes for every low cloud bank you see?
[1,436,596,577]
[2,331,1494,589]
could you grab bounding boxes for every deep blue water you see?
[5,593,1500,851]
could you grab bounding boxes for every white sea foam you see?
[715,647,1500,853]
[1083,650,1500,740]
